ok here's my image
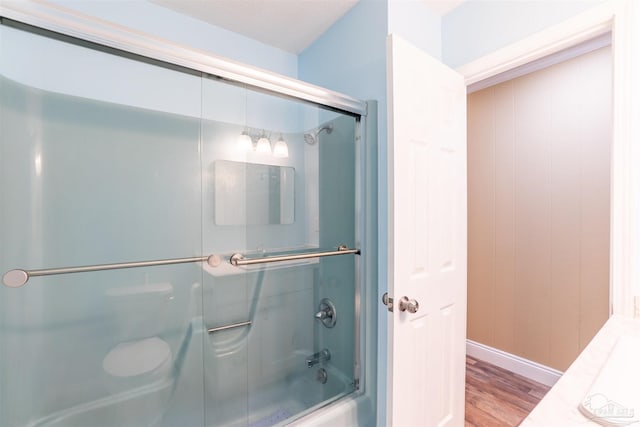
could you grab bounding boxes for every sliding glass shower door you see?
[200,77,360,427]
[1,16,361,427]
[0,21,205,427]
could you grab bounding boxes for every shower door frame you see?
[0,0,373,421]
[0,3,366,116]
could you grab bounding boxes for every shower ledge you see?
[202,245,320,277]
[520,314,640,427]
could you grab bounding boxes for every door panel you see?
[387,34,467,426]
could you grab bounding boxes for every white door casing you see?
[386,35,467,426]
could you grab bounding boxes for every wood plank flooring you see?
[465,356,551,427]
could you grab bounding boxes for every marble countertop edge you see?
[520,314,640,427]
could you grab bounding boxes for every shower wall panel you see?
[317,115,357,378]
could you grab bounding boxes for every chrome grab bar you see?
[2,254,223,288]
[207,320,252,334]
[229,245,360,267]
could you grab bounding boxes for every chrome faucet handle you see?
[315,308,331,320]
[315,298,337,328]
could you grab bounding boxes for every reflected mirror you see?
[214,160,295,225]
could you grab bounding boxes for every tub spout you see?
[306,348,331,368]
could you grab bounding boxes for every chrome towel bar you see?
[2,244,360,288]
[207,320,252,334]
[2,254,223,288]
[229,245,360,267]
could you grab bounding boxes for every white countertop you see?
[520,314,640,426]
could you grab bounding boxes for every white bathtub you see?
[199,318,359,427]
[24,316,372,427]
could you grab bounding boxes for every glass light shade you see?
[256,136,272,154]
[237,131,252,151]
[273,138,289,158]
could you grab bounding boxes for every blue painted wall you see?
[298,1,442,423]
[442,0,605,68]
[50,0,298,77]
[388,0,442,60]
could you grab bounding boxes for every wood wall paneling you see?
[467,46,611,371]
[467,88,496,345]
[492,82,517,355]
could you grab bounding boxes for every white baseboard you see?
[466,339,563,387]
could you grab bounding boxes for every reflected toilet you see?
[103,283,175,389]
[103,336,172,382]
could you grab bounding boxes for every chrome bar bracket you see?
[229,253,245,266]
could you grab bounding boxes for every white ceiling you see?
[151,0,466,54]
[423,0,466,16]
[151,0,359,54]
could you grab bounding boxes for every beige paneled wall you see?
[467,46,611,371]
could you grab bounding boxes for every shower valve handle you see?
[315,298,337,328]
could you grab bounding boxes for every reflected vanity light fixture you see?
[273,135,289,158]
[237,130,253,151]
[237,129,289,158]
[256,133,272,154]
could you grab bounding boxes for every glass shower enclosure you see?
[0,11,368,427]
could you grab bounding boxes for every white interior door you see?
[386,34,467,426]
